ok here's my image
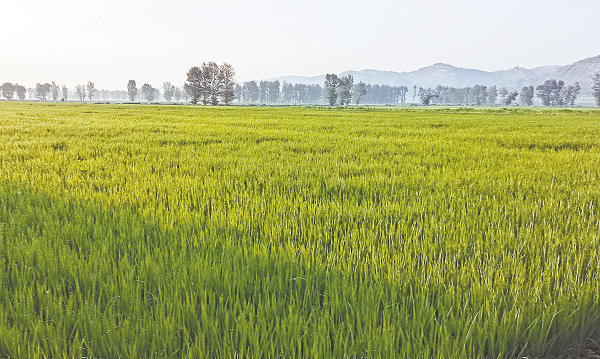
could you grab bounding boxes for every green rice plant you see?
[0,102,599,358]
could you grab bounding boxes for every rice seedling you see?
[0,102,599,358]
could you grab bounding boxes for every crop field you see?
[0,102,599,358]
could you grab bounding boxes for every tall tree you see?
[198,64,213,105]
[127,80,138,102]
[504,91,518,105]
[141,83,155,102]
[241,82,251,102]
[75,85,85,101]
[472,85,487,105]
[51,82,60,101]
[1,82,15,100]
[86,81,96,101]
[219,63,236,105]
[536,79,568,106]
[181,87,189,103]
[337,75,353,106]
[562,82,580,106]
[593,73,600,107]
[27,88,36,100]
[15,84,26,100]
[397,86,409,104]
[354,82,367,105]
[418,87,438,105]
[488,85,498,105]
[245,81,260,103]
[184,66,204,105]
[324,74,339,106]
[259,81,268,103]
[519,86,534,106]
[61,85,68,101]
[498,87,508,104]
[268,80,280,104]
[234,84,242,102]
[203,62,222,106]
[163,82,174,102]
[173,87,181,103]
[241,82,250,102]
[412,85,417,103]
[36,83,51,101]
[550,80,565,106]
[536,80,553,106]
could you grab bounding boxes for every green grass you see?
[1,102,599,358]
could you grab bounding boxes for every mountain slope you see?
[258,55,600,95]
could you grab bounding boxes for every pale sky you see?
[2,0,599,90]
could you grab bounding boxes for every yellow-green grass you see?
[1,102,599,358]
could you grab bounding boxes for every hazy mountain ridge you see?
[259,55,600,96]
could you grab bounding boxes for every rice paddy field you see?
[1,102,600,358]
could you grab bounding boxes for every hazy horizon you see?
[2,0,599,90]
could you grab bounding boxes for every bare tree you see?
[27,88,35,100]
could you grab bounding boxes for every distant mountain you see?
[258,55,600,96]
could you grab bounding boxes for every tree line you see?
[234,81,323,104]
[416,80,583,106]
[0,80,117,102]
[2,69,600,106]
[0,80,193,103]
[233,77,410,105]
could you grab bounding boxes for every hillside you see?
[259,55,600,96]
